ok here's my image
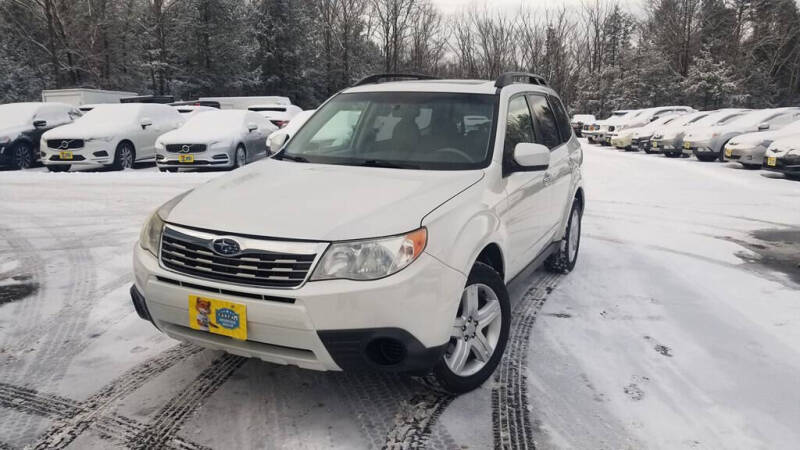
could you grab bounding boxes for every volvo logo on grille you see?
[59,140,71,149]
[180,145,191,153]
[212,238,241,256]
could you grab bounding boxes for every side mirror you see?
[758,122,770,131]
[33,120,48,128]
[512,143,550,171]
[247,122,258,132]
[140,118,153,129]
[268,132,289,154]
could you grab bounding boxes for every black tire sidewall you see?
[433,262,510,394]
[114,142,135,170]
[564,202,582,271]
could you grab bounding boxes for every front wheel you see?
[695,152,717,162]
[545,200,582,273]
[233,145,246,169]
[11,142,34,169]
[112,142,135,170]
[432,262,510,394]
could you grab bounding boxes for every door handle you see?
[543,173,553,186]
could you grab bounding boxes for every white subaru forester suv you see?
[131,73,585,393]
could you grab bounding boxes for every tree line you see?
[1,0,799,117]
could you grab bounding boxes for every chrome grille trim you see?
[159,224,328,289]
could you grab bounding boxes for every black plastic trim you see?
[130,285,159,330]
[318,328,447,373]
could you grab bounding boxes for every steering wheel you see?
[433,147,473,162]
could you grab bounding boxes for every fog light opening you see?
[365,338,406,366]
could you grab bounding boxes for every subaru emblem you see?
[212,238,241,256]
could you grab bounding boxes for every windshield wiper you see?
[356,159,419,169]
[277,153,309,163]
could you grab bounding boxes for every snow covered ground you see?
[1,143,799,449]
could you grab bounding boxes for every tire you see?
[664,151,678,158]
[600,141,610,146]
[46,165,70,172]
[644,147,656,154]
[741,163,760,170]
[695,152,717,162]
[159,167,178,173]
[234,145,246,169]
[432,262,510,394]
[10,142,34,169]
[112,141,135,170]
[545,200,582,273]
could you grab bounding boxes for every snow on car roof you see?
[344,79,500,95]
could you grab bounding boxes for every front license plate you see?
[652,142,658,148]
[59,151,73,160]
[725,148,732,158]
[767,157,777,166]
[189,295,247,340]
[178,154,194,163]
[683,142,691,149]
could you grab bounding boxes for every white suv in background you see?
[248,104,303,128]
[131,73,585,393]
[41,103,184,171]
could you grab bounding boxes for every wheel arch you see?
[475,243,505,280]
[117,139,136,158]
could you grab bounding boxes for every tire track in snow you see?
[493,271,563,450]
[127,353,247,449]
[30,342,202,449]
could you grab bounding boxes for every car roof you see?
[343,79,552,96]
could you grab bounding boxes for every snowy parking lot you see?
[1,140,799,449]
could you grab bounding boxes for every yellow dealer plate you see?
[189,295,247,340]
[652,141,658,148]
[178,154,194,163]
[725,148,732,158]
[683,142,691,149]
[767,157,777,166]
[59,151,73,160]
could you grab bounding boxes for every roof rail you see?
[353,73,438,87]
[495,72,548,88]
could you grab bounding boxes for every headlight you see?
[155,140,165,150]
[711,132,720,138]
[208,139,230,149]
[85,136,114,142]
[139,212,165,256]
[138,190,192,256]
[760,140,773,148]
[311,228,427,281]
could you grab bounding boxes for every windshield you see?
[78,105,139,123]
[184,111,243,129]
[680,112,709,126]
[280,92,498,170]
[0,104,38,127]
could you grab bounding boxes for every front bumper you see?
[726,145,767,165]
[132,243,465,372]
[763,154,800,175]
[157,147,234,167]
[684,138,713,155]
[41,140,114,166]
[610,134,632,148]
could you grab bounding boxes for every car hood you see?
[0,125,28,140]
[729,129,785,147]
[166,159,484,241]
[159,127,236,144]
[42,121,129,139]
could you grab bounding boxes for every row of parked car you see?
[571,107,800,179]
[0,100,311,172]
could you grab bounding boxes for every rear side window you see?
[503,96,536,163]
[548,95,572,142]
[527,95,561,149]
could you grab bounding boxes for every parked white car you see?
[155,110,277,172]
[570,114,595,137]
[684,108,800,162]
[247,104,303,128]
[605,106,694,145]
[611,113,685,150]
[582,110,630,143]
[41,103,184,171]
[595,109,644,145]
[172,105,217,118]
[724,118,800,168]
[266,109,315,152]
[131,73,585,394]
[763,135,800,180]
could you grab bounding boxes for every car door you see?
[138,106,167,160]
[499,94,551,276]
[243,112,271,161]
[526,94,573,241]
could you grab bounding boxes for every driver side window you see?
[503,96,535,166]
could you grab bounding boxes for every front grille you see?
[160,227,318,288]
[166,144,207,153]
[47,139,84,149]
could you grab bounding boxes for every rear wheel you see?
[11,142,34,169]
[46,165,70,172]
[546,200,582,273]
[432,262,510,394]
[112,141,135,170]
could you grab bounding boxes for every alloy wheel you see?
[14,146,32,169]
[445,283,503,377]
